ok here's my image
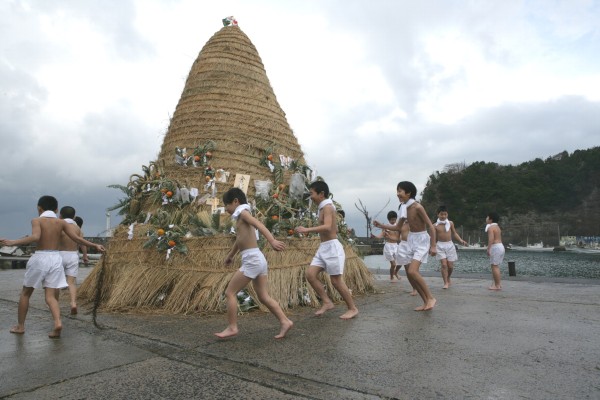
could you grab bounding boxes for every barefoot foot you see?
[410,291,417,296]
[10,325,25,334]
[442,283,449,289]
[339,309,359,320]
[48,325,62,339]
[423,298,437,311]
[275,319,294,339]
[315,302,335,316]
[488,286,502,291]
[214,326,238,339]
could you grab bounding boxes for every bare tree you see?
[355,198,390,238]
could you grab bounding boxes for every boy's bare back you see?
[32,218,69,251]
[59,225,82,251]
[488,225,502,245]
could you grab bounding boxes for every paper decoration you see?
[289,173,306,200]
[254,180,272,200]
[127,223,136,240]
[222,16,238,26]
[215,169,230,183]
[210,197,220,213]
[234,174,250,194]
[279,155,293,169]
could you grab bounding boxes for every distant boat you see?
[456,243,485,251]
[509,242,553,252]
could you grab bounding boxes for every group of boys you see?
[4,181,504,341]
[374,184,505,296]
[0,195,105,338]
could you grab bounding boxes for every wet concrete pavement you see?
[1,266,599,399]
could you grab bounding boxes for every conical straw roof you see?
[158,25,305,196]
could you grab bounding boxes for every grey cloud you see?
[25,0,154,60]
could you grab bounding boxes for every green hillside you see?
[420,147,600,245]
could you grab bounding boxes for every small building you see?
[0,246,25,257]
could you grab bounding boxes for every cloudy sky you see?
[1,0,599,238]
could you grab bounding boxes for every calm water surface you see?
[363,249,600,279]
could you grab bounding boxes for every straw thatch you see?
[157,25,305,197]
[79,23,374,314]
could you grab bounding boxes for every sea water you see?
[362,249,600,279]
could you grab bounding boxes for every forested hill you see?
[420,147,600,246]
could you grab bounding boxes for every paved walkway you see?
[1,267,599,399]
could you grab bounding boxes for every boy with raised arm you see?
[434,205,468,289]
[485,211,504,290]
[215,188,293,339]
[374,181,437,311]
[0,196,105,338]
[295,180,359,319]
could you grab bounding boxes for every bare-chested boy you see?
[215,188,293,339]
[0,195,105,338]
[59,206,85,315]
[296,180,359,319]
[374,181,437,311]
[434,205,468,289]
[486,211,504,290]
[373,211,401,282]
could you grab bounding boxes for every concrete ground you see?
[1,266,599,399]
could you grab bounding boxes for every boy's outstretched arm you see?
[373,217,404,232]
[64,223,105,252]
[0,219,41,247]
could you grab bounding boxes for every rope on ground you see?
[92,253,107,329]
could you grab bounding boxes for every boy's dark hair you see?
[38,195,58,211]
[487,211,500,223]
[223,187,247,205]
[387,210,397,220]
[397,181,417,199]
[74,216,84,228]
[309,180,329,197]
[60,206,76,219]
[437,205,448,214]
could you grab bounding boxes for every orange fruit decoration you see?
[168,240,176,247]
[194,155,200,162]
[267,154,273,161]
[157,229,165,236]
[205,175,211,182]
[166,191,173,198]
[272,215,279,220]
[288,229,294,235]
[272,193,279,199]
[205,151,212,158]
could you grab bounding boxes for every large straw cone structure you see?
[79,24,374,314]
